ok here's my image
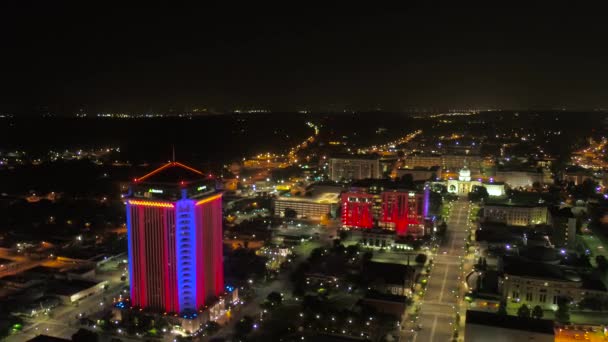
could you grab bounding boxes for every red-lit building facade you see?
[341,192,374,229]
[380,190,427,236]
[126,162,224,315]
[341,185,430,237]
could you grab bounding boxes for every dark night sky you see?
[1,3,607,113]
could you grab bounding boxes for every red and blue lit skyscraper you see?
[125,162,223,314]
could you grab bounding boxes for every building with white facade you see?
[499,257,607,311]
[403,153,482,171]
[495,170,550,188]
[447,166,506,197]
[483,201,549,226]
[273,192,340,219]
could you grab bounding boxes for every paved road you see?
[6,271,124,342]
[9,220,339,341]
[413,199,470,342]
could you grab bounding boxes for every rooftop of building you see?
[308,180,347,188]
[366,261,415,285]
[128,161,219,201]
[564,165,594,175]
[550,206,575,218]
[306,182,348,195]
[518,246,561,263]
[47,279,102,296]
[25,265,60,276]
[478,222,551,233]
[406,152,442,157]
[364,290,408,303]
[275,191,340,204]
[407,151,482,157]
[134,161,206,184]
[359,228,396,236]
[495,167,544,173]
[477,270,500,294]
[350,178,418,191]
[1,273,41,284]
[67,265,96,274]
[27,335,71,342]
[329,153,380,161]
[501,256,606,291]
[484,195,547,208]
[397,165,441,171]
[56,246,106,260]
[465,310,555,335]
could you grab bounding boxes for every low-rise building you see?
[224,235,265,250]
[361,292,408,317]
[395,166,442,181]
[65,265,97,280]
[483,201,550,226]
[27,335,71,342]
[465,310,554,342]
[563,166,595,186]
[113,288,239,336]
[353,229,395,248]
[495,170,550,188]
[1,273,43,289]
[499,257,607,311]
[47,279,108,303]
[366,262,416,297]
[273,192,340,220]
[403,153,442,169]
[442,154,482,171]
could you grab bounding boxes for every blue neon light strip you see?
[423,183,430,217]
[175,199,197,313]
[126,203,135,303]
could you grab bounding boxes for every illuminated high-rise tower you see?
[125,162,223,314]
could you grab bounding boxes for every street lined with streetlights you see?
[413,199,470,342]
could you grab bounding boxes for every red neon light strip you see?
[136,161,204,182]
[173,162,204,175]
[163,207,172,311]
[129,200,175,208]
[135,162,173,182]
[128,205,138,306]
[215,198,224,295]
